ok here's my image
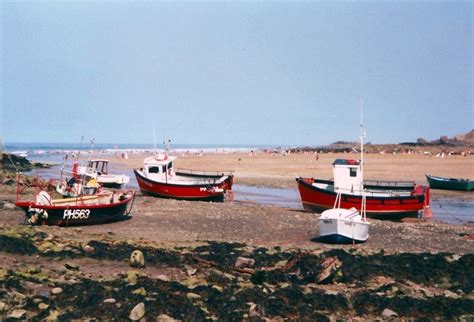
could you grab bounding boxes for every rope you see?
[126,191,136,215]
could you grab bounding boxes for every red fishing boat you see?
[296,159,431,218]
[134,154,233,201]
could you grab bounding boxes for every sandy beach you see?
[108,151,474,199]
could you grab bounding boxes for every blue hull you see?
[319,234,367,244]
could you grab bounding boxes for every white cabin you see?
[143,154,176,181]
[333,159,363,194]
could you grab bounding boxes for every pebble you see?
[186,292,202,300]
[103,298,117,304]
[82,244,95,253]
[155,275,170,282]
[38,303,49,310]
[51,287,63,295]
[212,285,224,292]
[3,202,17,210]
[157,314,179,322]
[0,301,6,311]
[130,250,146,268]
[444,290,461,299]
[8,309,27,319]
[129,302,146,321]
[64,262,79,270]
[382,308,398,318]
[132,287,147,296]
[186,268,197,276]
[235,257,255,269]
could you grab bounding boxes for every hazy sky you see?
[1,1,472,146]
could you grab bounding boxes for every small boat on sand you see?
[15,190,135,226]
[134,154,233,201]
[318,194,370,244]
[426,174,474,191]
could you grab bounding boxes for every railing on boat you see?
[363,180,415,189]
[175,168,234,177]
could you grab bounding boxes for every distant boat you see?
[55,161,100,198]
[15,190,135,226]
[82,159,130,188]
[426,174,474,191]
[296,159,431,218]
[318,194,370,244]
[134,154,233,201]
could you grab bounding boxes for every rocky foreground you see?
[0,226,473,321]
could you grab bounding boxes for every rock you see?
[212,285,224,292]
[181,276,208,289]
[51,287,63,295]
[46,310,60,321]
[382,308,398,318]
[38,303,49,310]
[444,290,461,299]
[129,302,145,321]
[186,292,202,300]
[209,269,234,284]
[127,270,138,285]
[274,260,288,269]
[316,257,342,283]
[8,309,27,319]
[130,250,145,268]
[325,290,339,296]
[64,262,79,270]
[186,268,197,276]
[235,257,255,269]
[0,301,6,311]
[82,244,95,253]
[103,298,117,304]
[155,275,170,282]
[445,254,461,262]
[156,313,180,322]
[132,287,147,296]
[3,202,16,210]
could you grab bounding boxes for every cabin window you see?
[168,162,173,169]
[162,165,166,173]
[350,168,357,177]
[148,166,160,173]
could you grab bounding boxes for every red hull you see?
[296,177,429,218]
[134,170,233,201]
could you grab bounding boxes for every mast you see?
[153,122,157,156]
[360,99,365,191]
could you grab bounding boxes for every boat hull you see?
[297,177,428,218]
[134,169,233,201]
[15,195,134,226]
[318,217,369,244]
[426,175,474,191]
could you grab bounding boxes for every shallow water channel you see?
[26,160,473,225]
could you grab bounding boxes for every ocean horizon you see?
[3,142,289,156]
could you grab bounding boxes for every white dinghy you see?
[318,193,370,244]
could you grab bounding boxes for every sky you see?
[1,1,472,146]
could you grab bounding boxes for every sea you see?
[3,142,473,226]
